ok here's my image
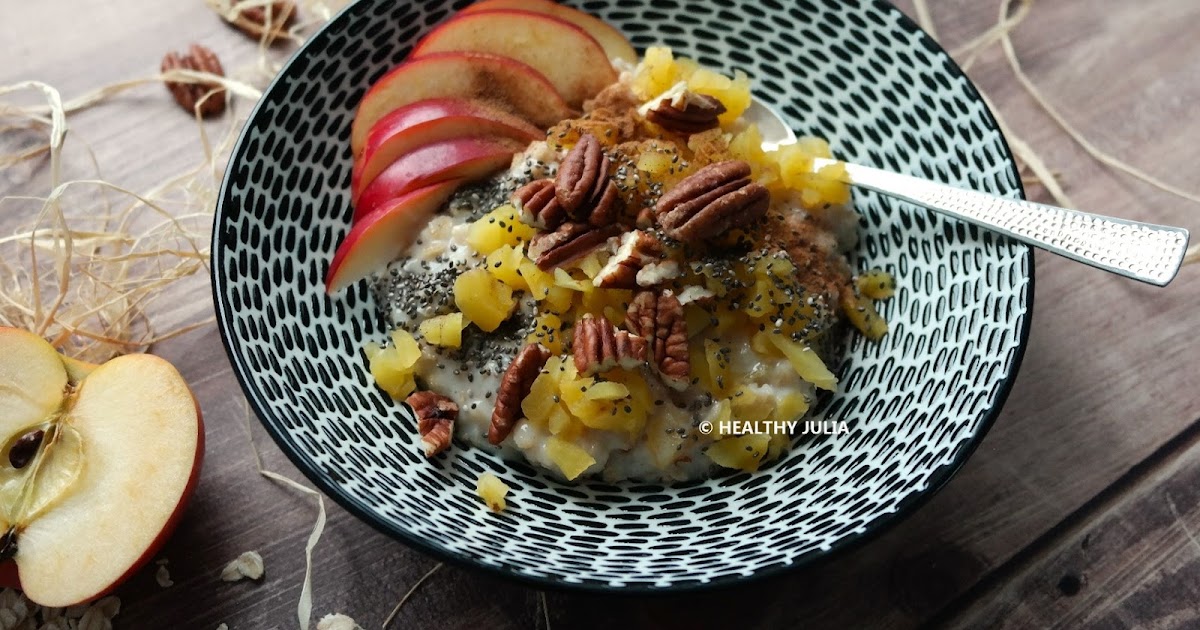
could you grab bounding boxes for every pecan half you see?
[573,316,648,376]
[489,344,552,445]
[405,391,458,458]
[512,178,567,230]
[626,291,689,390]
[231,0,297,43]
[555,134,621,226]
[635,207,656,229]
[593,230,665,289]
[161,44,226,117]
[528,222,621,270]
[645,92,726,135]
[655,160,770,242]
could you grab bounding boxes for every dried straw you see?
[380,563,445,629]
[925,0,1198,267]
[911,0,939,41]
[538,592,552,630]
[241,401,328,630]
[0,73,253,361]
[995,0,1200,207]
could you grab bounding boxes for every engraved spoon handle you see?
[813,158,1191,286]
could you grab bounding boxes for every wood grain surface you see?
[2,1,1198,628]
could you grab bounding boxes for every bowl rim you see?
[210,0,1035,595]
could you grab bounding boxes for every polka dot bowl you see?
[212,0,1033,591]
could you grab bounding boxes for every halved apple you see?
[354,136,523,221]
[352,98,541,203]
[459,0,638,65]
[410,10,617,109]
[0,327,203,607]
[350,52,572,157]
[327,179,464,293]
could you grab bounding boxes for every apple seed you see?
[8,429,45,469]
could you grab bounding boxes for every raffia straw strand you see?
[1,83,66,333]
[381,563,446,629]
[2,72,261,119]
[997,0,1200,207]
[539,592,551,630]
[0,66,246,359]
[908,0,1072,207]
[0,144,50,168]
[241,401,327,630]
[972,87,1076,208]
[911,0,938,40]
[952,0,1034,71]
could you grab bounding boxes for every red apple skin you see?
[352,98,541,202]
[0,392,204,604]
[459,0,638,64]
[327,180,464,293]
[353,136,522,221]
[0,561,17,590]
[410,10,616,109]
[350,52,573,157]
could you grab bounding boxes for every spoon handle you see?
[815,159,1190,286]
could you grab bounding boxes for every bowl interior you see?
[213,0,1031,590]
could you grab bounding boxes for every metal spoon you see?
[744,100,1190,286]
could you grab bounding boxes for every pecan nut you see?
[512,179,567,230]
[528,222,621,270]
[406,391,458,458]
[555,134,621,226]
[231,0,297,43]
[645,92,726,135]
[489,343,552,445]
[655,160,770,242]
[572,316,648,376]
[593,230,666,289]
[161,44,226,117]
[626,291,689,390]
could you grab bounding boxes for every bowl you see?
[212,0,1032,591]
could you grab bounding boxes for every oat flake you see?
[155,564,174,588]
[77,607,112,630]
[315,613,361,630]
[0,589,121,630]
[220,551,264,582]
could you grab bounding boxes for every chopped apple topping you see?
[475,472,510,513]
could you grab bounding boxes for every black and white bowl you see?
[212,0,1032,591]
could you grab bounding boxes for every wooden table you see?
[2,1,1198,627]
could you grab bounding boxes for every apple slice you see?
[459,0,638,65]
[351,52,572,157]
[0,328,67,430]
[327,180,464,293]
[410,10,617,109]
[353,99,541,202]
[0,328,203,607]
[60,355,98,383]
[354,136,522,220]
